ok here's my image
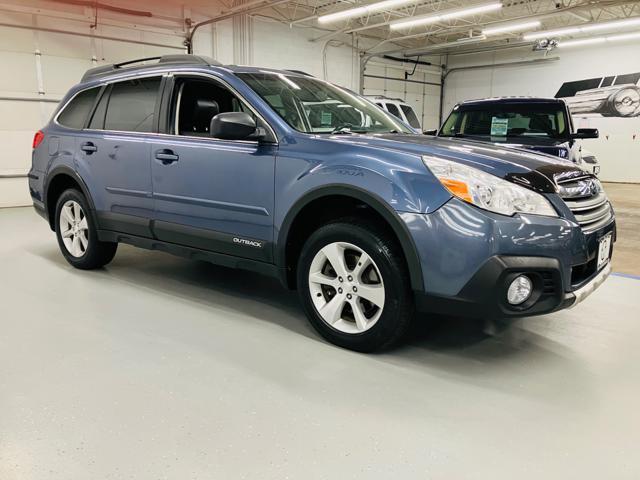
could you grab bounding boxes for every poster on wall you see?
[554,73,640,118]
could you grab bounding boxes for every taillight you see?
[33,130,45,149]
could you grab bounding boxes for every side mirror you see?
[423,129,438,136]
[210,112,265,141]
[572,128,599,139]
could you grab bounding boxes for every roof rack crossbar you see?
[113,56,163,68]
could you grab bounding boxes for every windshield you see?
[440,103,568,141]
[237,72,412,134]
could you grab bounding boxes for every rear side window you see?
[385,103,401,118]
[104,77,161,132]
[57,87,100,129]
[400,104,421,129]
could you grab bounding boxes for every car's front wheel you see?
[55,188,117,269]
[297,219,414,352]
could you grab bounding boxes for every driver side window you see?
[171,78,252,137]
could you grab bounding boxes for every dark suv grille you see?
[556,175,613,234]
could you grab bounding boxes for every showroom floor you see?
[1,185,639,479]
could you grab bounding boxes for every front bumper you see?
[404,197,615,318]
[565,262,611,309]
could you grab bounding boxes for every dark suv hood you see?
[330,133,586,193]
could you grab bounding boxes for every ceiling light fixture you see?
[558,31,640,48]
[390,2,502,30]
[318,0,416,24]
[523,17,640,41]
[483,20,540,36]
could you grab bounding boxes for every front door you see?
[151,75,276,262]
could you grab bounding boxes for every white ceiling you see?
[188,0,640,57]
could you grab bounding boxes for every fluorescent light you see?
[483,20,540,36]
[318,0,416,24]
[390,2,502,30]
[558,31,640,48]
[558,37,607,48]
[524,17,640,40]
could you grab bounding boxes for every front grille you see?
[556,175,613,234]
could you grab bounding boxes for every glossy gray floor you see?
[1,207,639,480]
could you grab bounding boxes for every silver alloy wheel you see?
[59,200,89,258]
[308,241,385,334]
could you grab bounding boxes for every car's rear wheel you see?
[55,189,117,269]
[297,219,414,352]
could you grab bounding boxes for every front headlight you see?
[423,155,558,217]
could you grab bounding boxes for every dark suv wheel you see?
[54,189,117,269]
[296,219,414,352]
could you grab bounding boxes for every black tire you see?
[54,188,117,269]
[296,218,414,352]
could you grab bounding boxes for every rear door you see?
[74,75,163,237]
[150,73,276,262]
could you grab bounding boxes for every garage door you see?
[0,10,186,207]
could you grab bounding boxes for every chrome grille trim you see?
[557,178,613,234]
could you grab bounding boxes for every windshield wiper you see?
[331,124,355,134]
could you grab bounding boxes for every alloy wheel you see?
[59,200,89,258]
[308,241,385,334]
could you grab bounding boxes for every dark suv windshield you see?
[440,103,568,141]
[237,72,411,134]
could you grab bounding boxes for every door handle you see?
[155,149,179,165]
[80,142,97,154]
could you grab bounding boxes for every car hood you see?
[329,133,585,193]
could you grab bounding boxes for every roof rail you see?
[285,69,313,77]
[81,54,222,82]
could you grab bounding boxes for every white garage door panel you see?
[0,131,34,172]
[0,51,38,93]
[41,56,92,94]
[365,76,385,90]
[0,26,35,53]
[405,79,423,94]
[38,31,92,58]
[0,101,41,131]
[365,89,385,97]
[98,39,147,64]
[366,64,386,77]
[0,178,30,207]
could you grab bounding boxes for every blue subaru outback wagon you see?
[29,55,615,352]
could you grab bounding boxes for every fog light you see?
[507,275,533,305]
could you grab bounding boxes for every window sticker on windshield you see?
[321,112,332,126]
[490,117,508,136]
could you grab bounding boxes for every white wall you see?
[442,42,640,183]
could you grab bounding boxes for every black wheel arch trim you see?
[276,184,424,292]
[44,165,97,230]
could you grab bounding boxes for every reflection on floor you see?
[1,206,639,479]
[604,182,640,276]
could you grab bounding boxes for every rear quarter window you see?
[57,87,100,129]
[104,77,162,133]
[385,103,401,118]
[400,104,421,129]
